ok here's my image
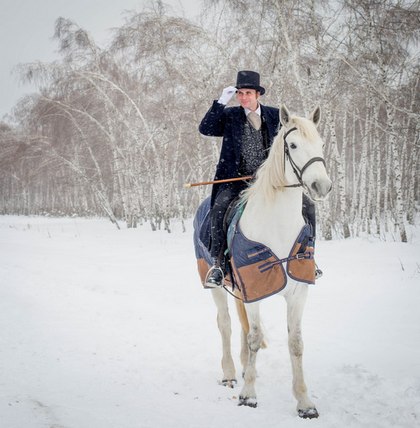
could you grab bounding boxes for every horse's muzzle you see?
[308,178,332,201]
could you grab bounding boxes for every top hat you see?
[235,70,265,95]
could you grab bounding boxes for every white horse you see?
[194,105,332,418]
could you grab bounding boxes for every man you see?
[199,70,318,288]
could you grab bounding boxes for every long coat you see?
[199,100,280,205]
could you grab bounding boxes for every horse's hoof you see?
[219,379,237,388]
[238,396,257,408]
[298,407,319,419]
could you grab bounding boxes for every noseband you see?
[283,127,326,188]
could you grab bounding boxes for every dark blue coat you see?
[199,100,280,205]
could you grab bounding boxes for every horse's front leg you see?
[239,302,262,407]
[286,285,319,419]
[211,287,237,387]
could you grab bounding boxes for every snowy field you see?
[0,215,419,428]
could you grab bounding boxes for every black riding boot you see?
[302,194,323,279]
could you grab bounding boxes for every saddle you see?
[193,197,315,302]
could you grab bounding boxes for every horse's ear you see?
[280,105,290,126]
[310,106,321,127]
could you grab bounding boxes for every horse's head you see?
[280,105,332,201]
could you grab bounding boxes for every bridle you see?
[283,127,326,189]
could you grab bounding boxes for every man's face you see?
[236,88,259,111]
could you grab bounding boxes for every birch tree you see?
[0,0,418,239]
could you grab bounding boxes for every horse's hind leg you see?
[286,285,319,418]
[235,299,250,375]
[238,302,263,407]
[211,288,236,387]
[235,299,267,376]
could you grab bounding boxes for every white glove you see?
[218,85,237,105]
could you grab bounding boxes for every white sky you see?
[0,0,201,120]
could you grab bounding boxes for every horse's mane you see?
[241,115,318,204]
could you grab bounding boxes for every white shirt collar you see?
[245,104,261,116]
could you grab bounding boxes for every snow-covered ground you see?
[0,215,419,428]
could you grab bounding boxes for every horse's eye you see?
[290,143,297,149]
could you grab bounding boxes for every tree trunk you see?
[386,101,407,242]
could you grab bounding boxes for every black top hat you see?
[235,70,265,95]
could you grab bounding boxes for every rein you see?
[223,249,313,302]
[283,127,326,188]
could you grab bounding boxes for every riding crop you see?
[184,176,253,188]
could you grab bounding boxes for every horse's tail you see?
[235,297,267,349]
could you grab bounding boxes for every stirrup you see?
[204,266,225,288]
[315,265,323,279]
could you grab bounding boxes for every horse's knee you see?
[217,311,232,331]
[248,325,263,352]
[288,329,303,357]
